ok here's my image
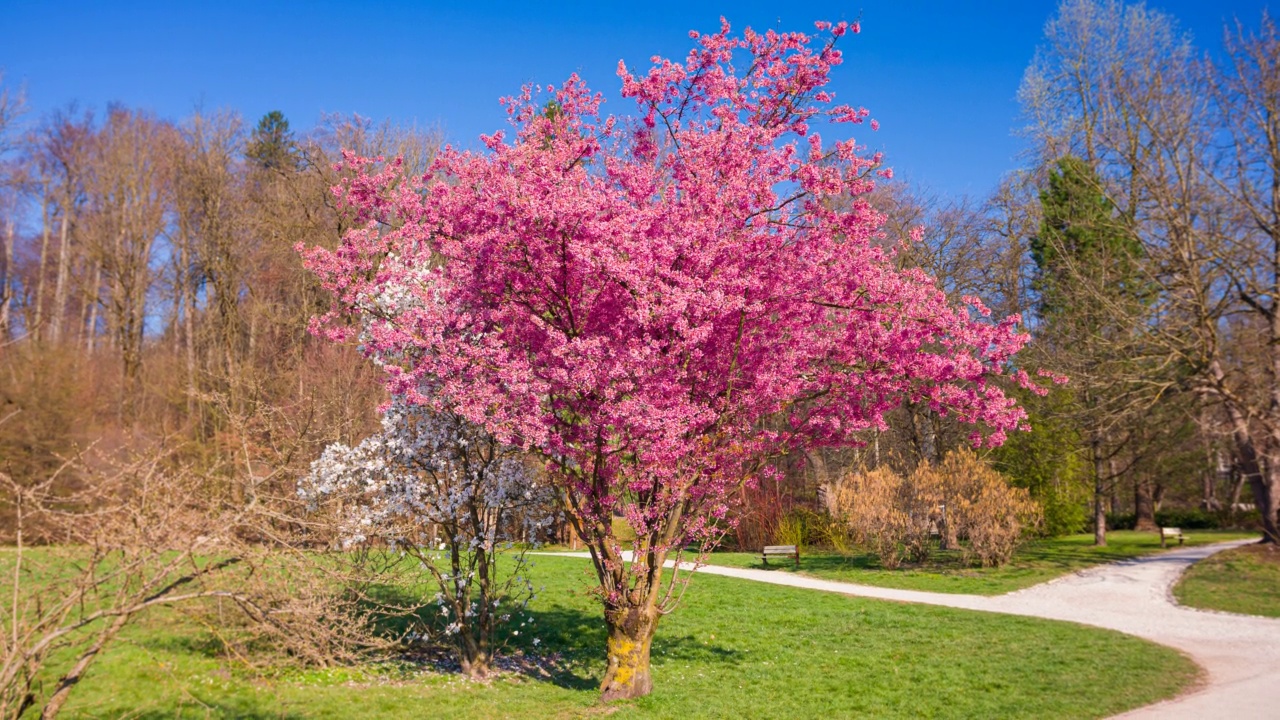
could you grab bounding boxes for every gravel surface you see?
[548,539,1280,718]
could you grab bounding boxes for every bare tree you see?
[172,109,247,418]
[0,73,27,340]
[1201,13,1280,541]
[80,108,178,419]
[22,109,94,345]
[1023,1,1280,542]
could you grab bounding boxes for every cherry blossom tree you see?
[302,401,555,677]
[303,19,1041,699]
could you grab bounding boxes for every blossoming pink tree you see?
[303,19,1040,700]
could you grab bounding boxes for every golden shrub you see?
[827,449,1041,569]
[827,467,912,569]
[936,449,1042,567]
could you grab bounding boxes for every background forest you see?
[0,0,1276,548]
[1,1,1278,715]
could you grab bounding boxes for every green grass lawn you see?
[41,554,1199,719]
[700,530,1260,595]
[1173,542,1280,618]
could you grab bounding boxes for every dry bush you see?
[731,479,790,551]
[0,451,253,719]
[0,345,95,507]
[179,546,402,671]
[0,428,406,720]
[828,450,1041,569]
[936,449,1043,567]
[827,467,913,568]
[898,468,944,564]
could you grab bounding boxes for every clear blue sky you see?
[0,0,1270,198]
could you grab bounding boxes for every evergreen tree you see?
[246,110,298,171]
[1030,156,1157,544]
[1031,155,1144,323]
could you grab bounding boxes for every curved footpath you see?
[552,540,1280,718]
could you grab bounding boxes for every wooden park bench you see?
[762,544,800,568]
[1159,527,1185,548]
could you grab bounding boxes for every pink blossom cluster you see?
[301,19,1039,593]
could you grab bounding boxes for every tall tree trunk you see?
[182,245,197,419]
[1201,448,1220,511]
[84,264,101,352]
[1210,359,1278,543]
[33,186,51,339]
[0,214,13,339]
[600,601,659,702]
[1093,433,1107,546]
[50,209,71,343]
[1257,468,1280,545]
[1134,478,1157,531]
[1230,422,1277,543]
[1229,459,1247,511]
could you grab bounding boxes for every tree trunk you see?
[1094,483,1108,547]
[84,264,101,352]
[1209,359,1278,543]
[1133,479,1157,531]
[1093,434,1107,546]
[179,231,197,418]
[50,209,71,343]
[457,632,492,679]
[1230,461,1247,512]
[1202,450,1219,511]
[0,214,13,339]
[33,186,51,339]
[1251,466,1280,545]
[600,602,659,702]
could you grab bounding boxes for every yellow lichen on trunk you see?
[600,604,658,701]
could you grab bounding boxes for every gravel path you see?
[549,540,1280,718]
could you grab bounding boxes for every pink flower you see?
[303,15,1041,617]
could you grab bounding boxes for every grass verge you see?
[1173,542,1280,618]
[700,530,1260,595]
[45,554,1200,719]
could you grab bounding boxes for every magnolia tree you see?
[303,19,1041,700]
[301,401,555,677]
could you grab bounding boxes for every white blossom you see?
[299,398,558,666]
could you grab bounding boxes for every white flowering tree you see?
[302,401,556,677]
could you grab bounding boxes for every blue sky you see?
[1,0,1271,198]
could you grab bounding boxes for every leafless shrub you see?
[0,450,249,719]
[828,450,1041,569]
[0,426,410,719]
[929,449,1043,567]
[827,467,915,569]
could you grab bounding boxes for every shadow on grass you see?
[141,632,233,658]
[136,581,742,699]
[500,604,744,690]
[735,551,960,574]
[131,699,308,720]
[1016,543,1135,566]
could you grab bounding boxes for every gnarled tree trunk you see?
[457,632,492,679]
[600,601,659,702]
